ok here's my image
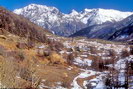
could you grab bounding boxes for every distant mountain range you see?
[13,4,133,37]
[71,14,133,42]
[108,15,133,41]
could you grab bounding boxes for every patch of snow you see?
[0,82,6,88]
[59,51,65,54]
[55,86,67,89]
[116,34,129,40]
[74,57,92,67]
[80,55,88,57]
[39,83,51,89]
[94,80,106,89]
[71,69,97,89]
[88,72,108,89]
[38,45,45,49]
[67,66,73,71]
[16,76,21,79]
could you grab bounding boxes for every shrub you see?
[5,51,25,62]
[36,48,51,57]
[91,56,116,71]
[121,50,130,58]
[18,52,25,61]
[74,47,81,52]
[67,48,74,52]
[0,57,20,88]
[16,42,27,49]
[66,52,77,64]
[16,40,35,49]
[107,50,116,57]
[27,39,35,49]
[0,35,7,40]
[48,52,66,64]
[130,46,133,55]
[0,45,5,56]
[90,47,97,54]
[36,49,44,57]
[43,50,51,56]
[61,81,70,88]
[48,40,64,52]
[19,67,32,82]
[105,75,112,88]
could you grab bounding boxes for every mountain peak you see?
[69,9,79,16]
[27,3,56,9]
[14,3,60,15]
[28,3,40,7]
[84,8,94,12]
[86,8,133,25]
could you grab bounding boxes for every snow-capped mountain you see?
[14,4,133,36]
[86,9,133,26]
[71,14,133,42]
[108,15,133,41]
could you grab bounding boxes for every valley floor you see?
[0,33,133,89]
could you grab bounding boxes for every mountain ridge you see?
[13,4,133,36]
[71,14,133,42]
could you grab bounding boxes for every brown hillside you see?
[0,7,51,43]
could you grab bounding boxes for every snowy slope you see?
[14,4,133,36]
[86,9,133,26]
[71,14,133,42]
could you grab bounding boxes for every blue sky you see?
[0,0,132,13]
